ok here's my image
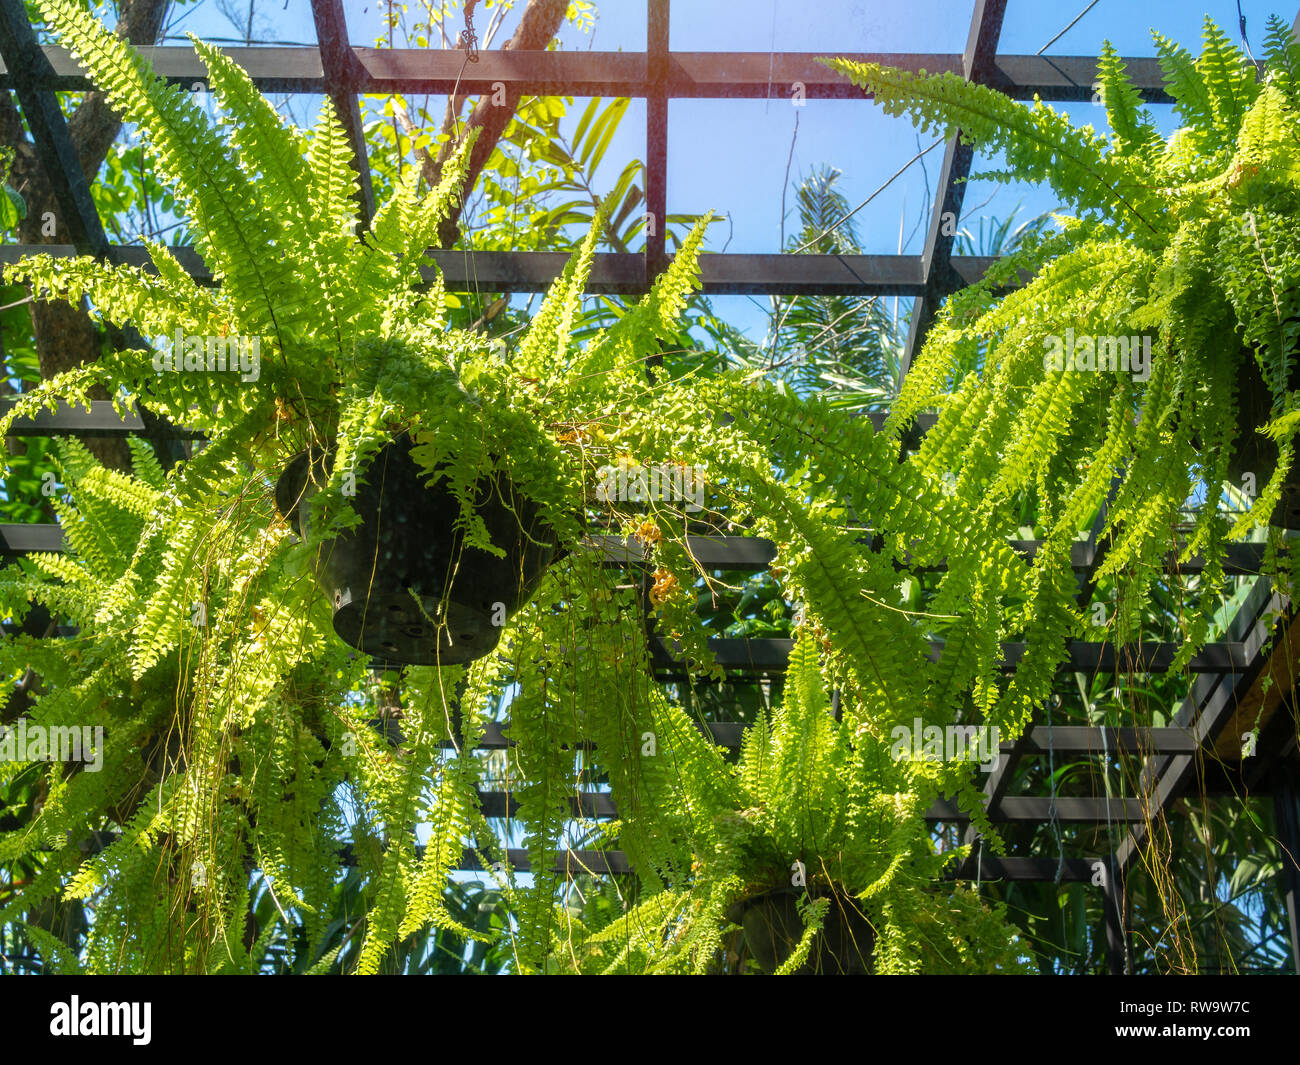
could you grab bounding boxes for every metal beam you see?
[962,728,1033,858]
[993,55,1170,103]
[456,851,1125,882]
[0,398,204,438]
[996,727,1200,756]
[650,637,1250,676]
[453,848,632,875]
[900,0,1006,379]
[309,0,375,227]
[0,0,107,255]
[1,511,1265,584]
[645,0,668,280]
[928,795,1147,824]
[68,832,1122,880]
[1273,757,1300,973]
[945,856,1102,882]
[0,244,1002,296]
[1102,858,1129,974]
[437,721,1207,757]
[0,46,1178,102]
[473,790,1150,825]
[0,524,66,553]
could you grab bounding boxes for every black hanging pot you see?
[274,432,562,665]
[1224,341,1300,529]
[726,886,875,975]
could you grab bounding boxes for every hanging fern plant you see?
[823,15,1300,660]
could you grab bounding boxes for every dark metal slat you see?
[3,46,1175,101]
[928,795,1148,824]
[0,0,107,255]
[474,790,1153,825]
[945,856,1103,882]
[309,0,374,226]
[0,244,944,296]
[650,637,1250,676]
[644,0,668,280]
[900,0,1006,378]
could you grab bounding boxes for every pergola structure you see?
[0,0,1298,974]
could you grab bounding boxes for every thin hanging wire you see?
[457,0,481,61]
[789,138,944,255]
[1235,0,1257,65]
[1036,0,1102,56]
[1033,0,1103,95]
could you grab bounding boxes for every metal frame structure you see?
[1,0,1298,974]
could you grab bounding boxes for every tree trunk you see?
[2,0,170,471]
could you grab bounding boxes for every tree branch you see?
[430,0,568,248]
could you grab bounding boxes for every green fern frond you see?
[822,57,1162,237]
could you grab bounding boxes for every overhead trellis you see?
[0,0,1297,977]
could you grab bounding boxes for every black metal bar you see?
[900,0,1006,379]
[472,789,1157,826]
[2,46,1177,102]
[3,505,1266,583]
[0,0,107,255]
[1,399,145,437]
[697,723,1201,756]
[645,0,669,283]
[474,791,1150,825]
[962,728,1033,858]
[0,244,984,296]
[0,398,204,438]
[928,796,1147,824]
[355,49,966,99]
[69,832,1122,880]
[1,45,326,92]
[454,848,633,875]
[945,856,1102,882]
[650,636,1250,676]
[476,791,618,819]
[999,727,1200,756]
[1102,856,1128,974]
[309,0,375,226]
[1272,756,1300,973]
[993,55,1171,103]
[899,136,967,375]
[0,524,65,553]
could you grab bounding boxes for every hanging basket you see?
[726,886,875,975]
[275,432,562,665]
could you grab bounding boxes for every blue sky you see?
[141,0,1300,339]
